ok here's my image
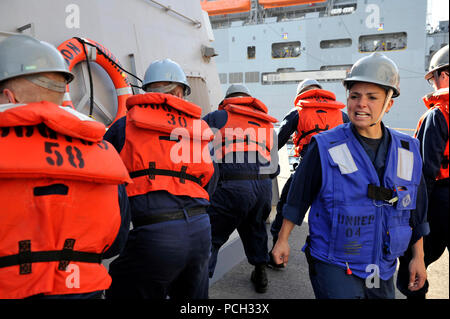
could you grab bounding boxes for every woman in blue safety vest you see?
[272,52,430,299]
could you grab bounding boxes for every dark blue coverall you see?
[203,110,279,278]
[103,116,218,299]
[270,107,349,246]
[283,123,429,299]
[397,105,449,298]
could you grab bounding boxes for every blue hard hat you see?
[142,58,191,96]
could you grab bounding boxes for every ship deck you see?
[209,221,449,299]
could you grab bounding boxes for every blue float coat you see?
[283,123,429,278]
[270,107,349,242]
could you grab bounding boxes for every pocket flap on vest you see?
[328,143,358,175]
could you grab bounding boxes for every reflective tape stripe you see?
[59,106,96,122]
[87,45,97,61]
[116,87,133,96]
[328,143,358,175]
[0,103,26,113]
[63,93,72,102]
[397,147,414,181]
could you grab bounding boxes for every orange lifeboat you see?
[201,0,251,16]
[258,0,326,9]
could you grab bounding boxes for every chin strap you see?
[369,88,393,127]
[145,83,180,95]
[25,74,67,93]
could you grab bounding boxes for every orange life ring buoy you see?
[57,37,132,127]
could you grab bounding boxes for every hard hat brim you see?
[0,69,74,85]
[343,77,400,98]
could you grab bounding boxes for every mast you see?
[248,0,264,24]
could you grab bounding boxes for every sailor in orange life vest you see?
[272,52,430,299]
[268,79,349,269]
[203,84,279,293]
[104,58,218,299]
[397,44,449,299]
[0,34,131,299]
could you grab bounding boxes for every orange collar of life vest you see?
[125,93,214,141]
[219,97,278,123]
[0,102,106,142]
[423,88,449,112]
[0,102,131,185]
[126,92,202,118]
[294,89,345,110]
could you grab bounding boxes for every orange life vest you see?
[0,102,131,299]
[415,88,449,180]
[213,97,277,162]
[120,93,215,200]
[292,89,345,157]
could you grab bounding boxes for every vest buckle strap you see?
[58,238,75,271]
[147,162,156,180]
[179,166,188,184]
[298,124,329,143]
[367,184,397,203]
[18,240,32,275]
[129,162,204,186]
[0,240,103,274]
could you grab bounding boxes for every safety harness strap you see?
[129,162,204,185]
[367,184,393,201]
[25,74,67,93]
[298,124,330,143]
[0,239,103,274]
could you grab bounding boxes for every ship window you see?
[271,41,301,59]
[245,72,259,83]
[229,72,243,83]
[320,38,352,49]
[359,32,407,52]
[262,69,347,85]
[247,46,256,59]
[219,73,227,84]
[320,64,353,71]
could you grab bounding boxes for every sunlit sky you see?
[428,0,449,28]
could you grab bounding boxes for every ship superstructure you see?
[203,0,449,131]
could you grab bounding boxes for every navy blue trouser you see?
[105,214,211,299]
[270,174,293,247]
[396,184,449,298]
[207,179,272,278]
[309,257,395,299]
